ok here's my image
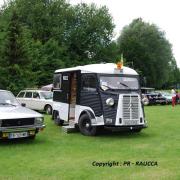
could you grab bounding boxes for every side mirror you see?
[21,103,26,107]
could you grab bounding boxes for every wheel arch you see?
[44,104,52,110]
[78,109,95,123]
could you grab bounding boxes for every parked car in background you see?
[17,89,53,114]
[141,88,167,105]
[142,93,167,105]
[0,89,45,139]
[159,92,172,104]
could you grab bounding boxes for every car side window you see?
[33,92,40,99]
[18,92,25,98]
[25,92,32,98]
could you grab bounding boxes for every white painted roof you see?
[55,63,138,75]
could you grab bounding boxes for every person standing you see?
[176,90,179,105]
[171,88,176,107]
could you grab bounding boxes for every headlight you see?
[35,117,44,124]
[106,98,114,106]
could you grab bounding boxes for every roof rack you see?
[25,88,39,90]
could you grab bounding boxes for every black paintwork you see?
[100,92,118,125]
[53,70,141,126]
[80,91,102,117]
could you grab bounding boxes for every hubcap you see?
[85,123,90,128]
[46,107,51,114]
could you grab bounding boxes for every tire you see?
[53,111,64,126]
[44,105,52,115]
[78,114,97,136]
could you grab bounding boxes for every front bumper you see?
[104,124,147,131]
[0,124,46,139]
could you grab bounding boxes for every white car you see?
[17,90,53,114]
[0,89,45,139]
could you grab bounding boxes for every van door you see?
[53,72,70,121]
[53,71,79,122]
[80,74,102,117]
[69,72,77,121]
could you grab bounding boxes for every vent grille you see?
[1,118,34,127]
[123,95,139,120]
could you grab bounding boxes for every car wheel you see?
[45,105,52,115]
[78,114,97,136]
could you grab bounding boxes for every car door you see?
[23,91,33,109]
[32,92,43,111]
[16,91,26,104]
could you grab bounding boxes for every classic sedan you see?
[0,90,45,139]
[17,90,53,114]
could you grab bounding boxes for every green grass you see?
[0,105,180,180]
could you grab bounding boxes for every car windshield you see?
[0,91,19,106]
[40,91,53,99]
[100,76,139,91]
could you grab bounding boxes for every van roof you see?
[55,63,138,75]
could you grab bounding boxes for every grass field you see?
[0,105,180,180]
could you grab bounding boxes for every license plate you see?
[8,132,28,139]
[124,120,138,125]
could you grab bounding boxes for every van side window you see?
[81,74,97,92]
[53,74,62,89]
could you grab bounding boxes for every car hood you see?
[0,105,42,119]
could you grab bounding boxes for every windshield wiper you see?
[119,82,131,89]
[101,85,115,91]
[0,103,16,106]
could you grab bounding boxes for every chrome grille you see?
[1,118,34,127]
[123,95,139,120]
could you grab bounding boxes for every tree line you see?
[0,0,179,94]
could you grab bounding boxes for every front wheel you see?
[78,114,97,136]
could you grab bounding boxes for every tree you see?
[65,3,115,66]
[117,18,175,88]
[0,0,115,92]
[0,10,35,94]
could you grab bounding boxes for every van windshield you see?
[100,76,139,91]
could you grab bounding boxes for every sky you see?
[70,0,180,67]
[0,0,180,67]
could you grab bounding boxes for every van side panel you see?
[80,92,102,117]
